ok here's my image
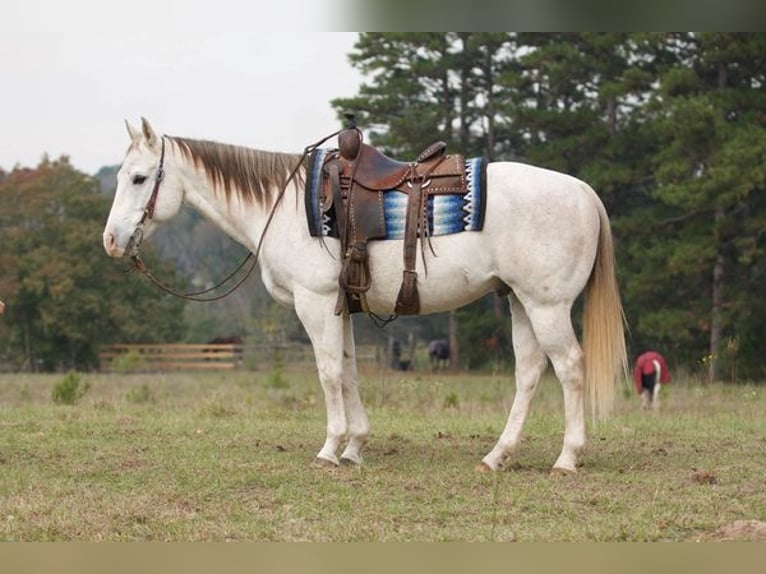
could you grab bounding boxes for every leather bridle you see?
[125,136,166,259]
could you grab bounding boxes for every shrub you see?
[126,382,154,404]
[112,350,147,373]
[266,355,288,389]
[443,392,460,409]
[52,371,90,405]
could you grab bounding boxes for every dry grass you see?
[1,368,765,541]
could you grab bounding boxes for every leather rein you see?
[126,130,343,302]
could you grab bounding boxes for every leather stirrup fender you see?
[394,173,424,315]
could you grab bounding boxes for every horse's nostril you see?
[104,231,117,253]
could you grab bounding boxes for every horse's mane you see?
[169,136,305,206]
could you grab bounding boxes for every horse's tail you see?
[583,188,629,420]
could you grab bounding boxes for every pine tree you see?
[647,33,766,380]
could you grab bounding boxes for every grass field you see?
[1,366,765,541]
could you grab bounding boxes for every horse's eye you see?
[132,174,147,185]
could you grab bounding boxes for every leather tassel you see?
[339,243,372,295]
[394,270,420,315]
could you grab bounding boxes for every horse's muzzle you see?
[103,230,122,257]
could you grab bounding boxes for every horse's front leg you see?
[338,314,369,464]
[294,290,368,466]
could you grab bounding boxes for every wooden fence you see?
[99,342,392,373]
[99,343,243,372]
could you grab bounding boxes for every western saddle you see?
[318,117,469,316]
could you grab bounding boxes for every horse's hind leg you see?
[525,302,587,474]
[480,294,548,471]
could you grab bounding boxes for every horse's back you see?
[362,161,604,314]
[485,161,601,227]
[483,162,602,300]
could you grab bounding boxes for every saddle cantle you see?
[305,120,482,316]
[338,129,466,195]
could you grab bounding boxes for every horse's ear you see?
[140,117,159,148]
[125,120,141,144]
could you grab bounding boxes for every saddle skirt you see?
[305,150,487,241]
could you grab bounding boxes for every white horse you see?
[103,118,627,473]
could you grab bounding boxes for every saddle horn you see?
[339,120,362,161]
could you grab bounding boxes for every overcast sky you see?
[1,2,361,174]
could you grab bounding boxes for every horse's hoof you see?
[340,455,363,466]
[313,456,339,468]
[475,461,495,473]
[550,466,576,477]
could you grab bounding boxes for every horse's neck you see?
[178,164,263,251]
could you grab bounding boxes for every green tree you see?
[504,33,659,213]
[332,32,514,159]
[0,158,185,371]
[642,33,766,380]
[331,33,451,156]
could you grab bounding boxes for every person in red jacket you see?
[633,351,670,410]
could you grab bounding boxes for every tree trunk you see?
[23,314,32,372]
[448,310,459,370]
[493,294,504,318]
[483,47,496,162]
[709,60,729,383]
[440,43,454,143]
[709,208,725,383]
[457,33,472,150]
[606,95,617,135]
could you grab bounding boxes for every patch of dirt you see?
[698,520,766,541]
[690,469,718,484]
